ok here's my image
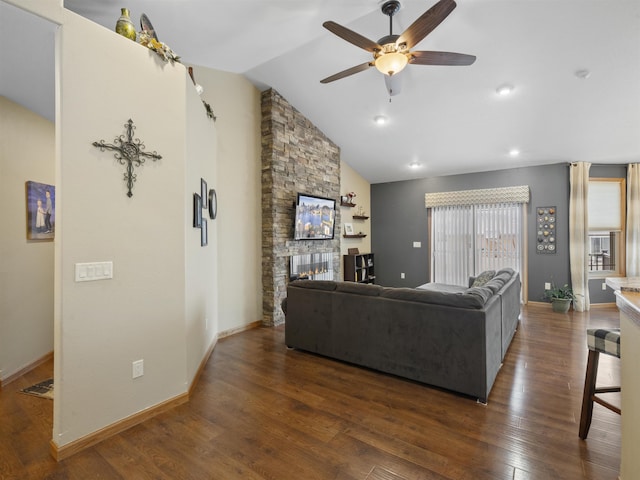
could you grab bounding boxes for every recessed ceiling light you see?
[575,69,591,80]
[509,148,520,157]
[496,84,514,96]
[374,115,387,125]
[409,161,422,169]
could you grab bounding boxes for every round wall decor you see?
[208,188,217,219]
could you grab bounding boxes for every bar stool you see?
[579,328,621,439]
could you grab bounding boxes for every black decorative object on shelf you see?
[92,119,162,198]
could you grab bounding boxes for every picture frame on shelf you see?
[193,193,202,228]
[344,223,354,235]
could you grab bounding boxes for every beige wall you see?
[0,96,55,382]
[2,1,263,451]
[190,66,263,333]
[53,9,206,447]
[339,160,371,279]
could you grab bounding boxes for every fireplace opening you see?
[290,253,334,281]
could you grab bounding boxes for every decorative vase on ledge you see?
[115,8,137,41]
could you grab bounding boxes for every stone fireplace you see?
[261,89,340,326]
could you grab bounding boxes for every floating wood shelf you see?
[353,215,369,220]
[343,234,367,238]
[340,201,356,207]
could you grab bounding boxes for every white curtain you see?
[475,203,524,274]
[431,203,524,286]
[431,205,473,285]
[627,163,640,276]
[569,162,591,311]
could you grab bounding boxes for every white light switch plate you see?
[132,359,144,379]
[75,262,113,282]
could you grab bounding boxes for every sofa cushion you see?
[416,282,468,294]
[291,280,337,291]
[471,270,496,287]
[482,271,513,293]
[381,287,485,309]
[465,286,494,305]
[336,282,384,296]
[482,278,502,293]
[496,267,515,276]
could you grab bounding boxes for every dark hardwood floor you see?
[1,303,621,479]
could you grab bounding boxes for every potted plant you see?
[543,283,576,313]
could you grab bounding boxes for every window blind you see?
[588,180,623,231]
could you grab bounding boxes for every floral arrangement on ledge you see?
[138,31,181,64]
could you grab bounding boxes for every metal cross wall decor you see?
[92,119,162,197]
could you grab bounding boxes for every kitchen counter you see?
[607,278,640,479]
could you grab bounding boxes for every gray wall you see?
[371,163,623,304]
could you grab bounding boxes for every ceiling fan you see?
[320,0,476,94]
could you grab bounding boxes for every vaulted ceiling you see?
[3,1,640,183]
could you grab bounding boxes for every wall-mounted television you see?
[294,193,336,240]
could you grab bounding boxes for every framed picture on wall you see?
[193,193,202,228]
[201,218,208,246]
[26,181,55,240]
[201,178,208,209]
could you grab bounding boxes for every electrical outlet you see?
[401,273,405,279]
[132,359,144,379]
[602,282,607,291]
[544,282,551,290]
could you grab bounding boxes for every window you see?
[430,203,525,286]
[588,178,625,276]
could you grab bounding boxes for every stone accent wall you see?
[261,89,341,326]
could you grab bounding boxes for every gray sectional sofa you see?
[284,268,521,403]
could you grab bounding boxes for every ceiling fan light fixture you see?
[374,51,409,76]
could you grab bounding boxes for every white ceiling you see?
[3,0,640,183]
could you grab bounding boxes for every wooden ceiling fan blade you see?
[410,51,476,66]
[320,62,373,84]
[397,0,457,50]
[323,21,381,52]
